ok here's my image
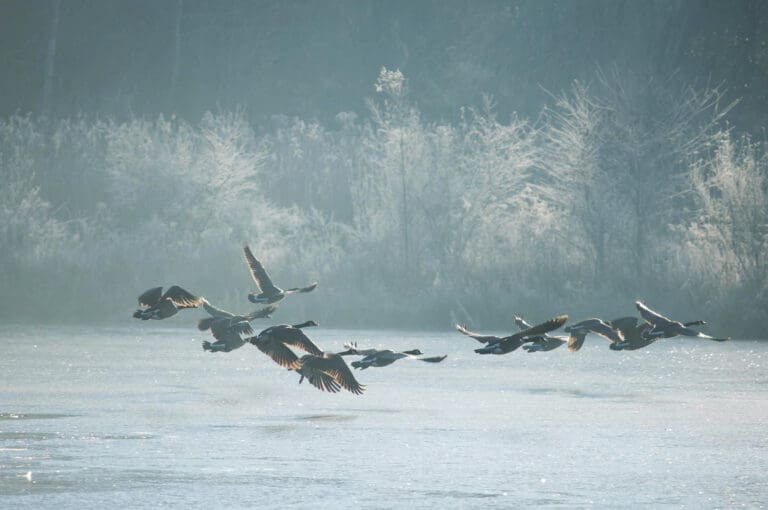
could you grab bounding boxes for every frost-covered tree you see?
[0,115,75,311]
[536,71,735,310]
[447,99,541,315]
[678,134,768,330]
[536,82,613,294]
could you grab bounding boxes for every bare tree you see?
[41,0,61,116]
[682,133,768,324]
[169,0,184,109]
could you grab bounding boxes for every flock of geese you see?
[456,301,728,356]
[133,245,729,396]
[132,245,447,395]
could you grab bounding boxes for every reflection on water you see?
[0,413,76,421]
[293,414,358,422]
[0,326,766,508]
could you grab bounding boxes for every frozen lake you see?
[1,325,767,508]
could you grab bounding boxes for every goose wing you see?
[340,342,377,356]
[567,330,588,352]
[681,328,729,341]
[611,319,648,346]
[281,329,324,356]
[243,245,278,294]
[244,304,278,321]
[300,354,365,395]
[514,315,533,330]
[283,282,319,294]
[210,318,253,340]
[585,319,624,343]
[198,317,215,331]
[208,330,246,352]
[162,285,203,308]
[366,349,402,361]
[416,354,447,363]
[138,286,163,307]
[202,299,234,318]
[511,314,568,341]
[253,338,301,369]
[299,367,342,393]
[536,338,566,351]
[455,325,499,344]
[609,316,639,333]
[259,325,323,355]
[635,301,676,328]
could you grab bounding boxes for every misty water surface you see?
[1,326,766,508]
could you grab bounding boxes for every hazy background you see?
[1,0,766,335]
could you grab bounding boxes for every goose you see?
[243,245,318,304]
[338,342,447,369]
[456,315,568,355]
[295,351,365,395]
[564,318,625,352]
[199,299,277,353]
[607,316,656,351]
[133,285,203,320]
[514,315,568,352]
[247,320,323,369]
[635,301,728,341]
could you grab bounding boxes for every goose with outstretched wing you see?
[295,352,365,395]
[243,245,318,304]
[514,315,568,352]
[564,318,625,352]
[199,299,276,353]
[248,320,322,369]
[607,316,656,351]
[133,285,203,320]
[338,342,447,369]
[635,301,728,341]
[456,315,568,355]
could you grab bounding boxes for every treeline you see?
[1,69,766,335]
[2,0,767,130]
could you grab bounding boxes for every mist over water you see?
[1,1,767,335]
[1,326,766,508]
[1,2,767,507]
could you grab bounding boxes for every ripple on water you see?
[293,414,358,422]
[0,413,77,421]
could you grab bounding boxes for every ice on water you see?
[1,326,766,508]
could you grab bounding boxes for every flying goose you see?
[607,316,656,351]
[133,285,203,320]
[635,301,728,341]
[338,342,447,369]
[514,315,568,352]
[243,245,318,304]
[199,299,277,353]
[456,315,568,355]
[295,352,365,395]
[248,321,322,369]
[564,318,625,352]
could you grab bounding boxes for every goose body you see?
[133,285,202,320]
[199,299,276,353]
[456,315,568,355]
[514,315,568,352]
[604,317,656,351]
[295,352,365,395]
[635,301,728,342]
[338,343,447,369]
[243,245,317,304]
[564,318,625,352]
[248,320,322,368]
